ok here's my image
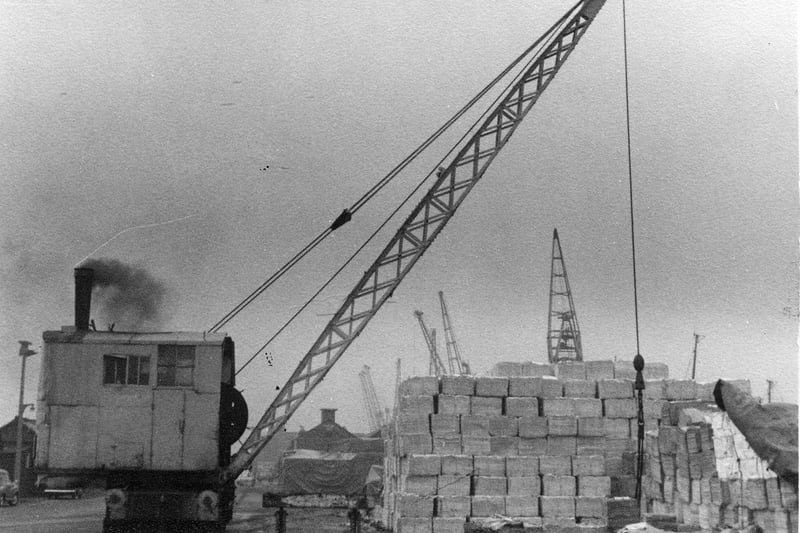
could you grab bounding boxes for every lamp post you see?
[15,341,37,486]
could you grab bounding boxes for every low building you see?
[0,416,37,496]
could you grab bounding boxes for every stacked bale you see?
[384,360,671,532]
[642,388,798,532]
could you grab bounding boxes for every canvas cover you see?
[278,449,382,496]
[714,379,798,483]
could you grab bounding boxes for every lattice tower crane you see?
[547,228,583,363]
[221,0,606,481]
[439,291,470,375]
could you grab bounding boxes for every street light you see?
[15,341,37,487]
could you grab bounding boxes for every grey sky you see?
[1,1,797,433]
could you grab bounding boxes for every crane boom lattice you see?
[439,291,468,375]
[222,0,606,481]
[359,365,385,432]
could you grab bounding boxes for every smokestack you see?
[321,409,336,425]
[74,267,94,330]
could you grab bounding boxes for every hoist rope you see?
[232,10,574,375]
[211,7,573,335]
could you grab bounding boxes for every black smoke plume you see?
[79,257,168,330]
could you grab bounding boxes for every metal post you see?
[274,506,287,533]
[348,507,361,533]
[15,341,37,486]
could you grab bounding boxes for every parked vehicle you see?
[0,469,19,506]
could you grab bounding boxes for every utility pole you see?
[767,379,775,403]
[690,333,703,380]
[15,341,37,486]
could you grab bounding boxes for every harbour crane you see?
[415,310,448,376]
[358,365,385,432]
[223,0,606,483]
[547,228,583,363]
[439,291,470,375]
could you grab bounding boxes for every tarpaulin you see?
[714,379,798,484]
[277,449,383,496]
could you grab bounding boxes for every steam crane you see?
[439,291,470,375]
[358,365,385,432]
[35,3,607,531]
[547,228,583,363]
[224,0,605,483]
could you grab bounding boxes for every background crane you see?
[439,291,470,375]
[415,310,447,376]
[547,228,583,363]
[358,365,385,433]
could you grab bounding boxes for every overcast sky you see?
[1,1,797,435]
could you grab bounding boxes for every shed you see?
[0,417,37,495]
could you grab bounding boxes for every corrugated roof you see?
[43,328,228,345]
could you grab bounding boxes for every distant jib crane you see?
[547,228,583,363]
[358,365,385,433]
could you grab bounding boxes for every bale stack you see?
[642,390,798,532]
[383,360,674,532]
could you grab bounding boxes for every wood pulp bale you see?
[400,394,436,414]
[573,398,603,417]
[518,416,548,438]
[548,416,578,436]
[506,396,539,417]
[658,425,680,455]
[543,475,576,496]
[506,456,539,477]
[437,394,471,415]
[398,413,432,435]
[556,362,587,380]
[597,379,634,399]
[540,496,576,519]
[644,379,667,399]
[518,437,548,456]
[403,455,442,476]
[576,436,607,456]
[779,477,799,508]
[606,497,639,530]
[471,495,506,516]
[664,380,698,401]
[695,381,716,401]
[575,496,607,518]
[473,476,508,496]
[461,436,491,456]
[542,398,577,417]
[441,455,472,476]
[585,360,615,380]
[460,415,489,436]
[433,435,462,455]
[404,476,438,496]
[473,455,506,476]
[437,475,471,496]
[603,418,631,438]
[546,436,577,456]
[398,517,433,533]
[470,396,503,416]
[507,476,541,497]
[400,376,440,396]
[613,361,637,380]
[611,476,637,497]
[475,377,509,397]
[578,476,611,497]
[539,455,572,476]
[646,362,670,379]
[572,455,605,477]
[765,477,781,509]
[577,418,605,438]
[603,398,637,418]
[745,478,769,510]
[563,379,597,398]
[490,436,518,456]
[398,494,434,517]
[430,414,460,436]
[488,416,518,436]
[435,495,471,518]
[399,434,433,455]
[432,517,465,533]
[509,377,543,397]
[440,375,475,396]
[505,495,539,516]
[540,377,564,398]
[644,399,669,420]
[523,362,556,377]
